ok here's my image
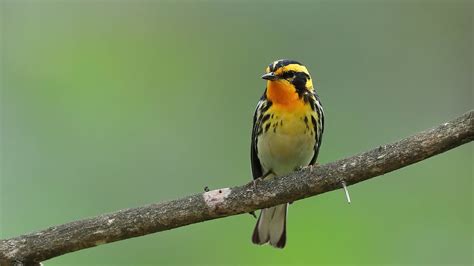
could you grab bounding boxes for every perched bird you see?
[251,59,324,248]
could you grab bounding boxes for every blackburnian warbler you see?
[251,59,324,248]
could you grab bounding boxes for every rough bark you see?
[0,111,472,265]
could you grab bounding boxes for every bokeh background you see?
[1,0,472,265]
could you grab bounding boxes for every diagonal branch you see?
[1,111,473,265]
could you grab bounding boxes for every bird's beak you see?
[261,72,278,81]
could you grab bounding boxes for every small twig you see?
[341,181,351,204]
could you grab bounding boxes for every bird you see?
[250,59,324,248]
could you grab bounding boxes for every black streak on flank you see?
[311,115,317,130]
[261,114,271,124]
[304,116,309,130]
[265,123,271,133]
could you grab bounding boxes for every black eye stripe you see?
[280,70,311,80]
[280,71,296,79]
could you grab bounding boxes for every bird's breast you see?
[257,103,316,176]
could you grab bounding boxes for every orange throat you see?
[266,80,301,108]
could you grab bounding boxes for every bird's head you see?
[262,59,314,105]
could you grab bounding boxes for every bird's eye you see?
[282,71,295,79]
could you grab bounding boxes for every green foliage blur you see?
[1,1,472,265]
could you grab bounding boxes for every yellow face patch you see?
[305,77,314,90]
[264,61,316,104]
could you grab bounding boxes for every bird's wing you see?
[309,93,324,165]
[250,94,269,179]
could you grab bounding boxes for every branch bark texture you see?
[1,111,473,265]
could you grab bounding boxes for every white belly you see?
[257,125,315,176]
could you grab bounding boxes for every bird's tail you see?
[251,203,287,248]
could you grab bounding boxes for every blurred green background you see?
[1,0,472,265]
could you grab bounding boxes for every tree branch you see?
[1,111,473,265]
